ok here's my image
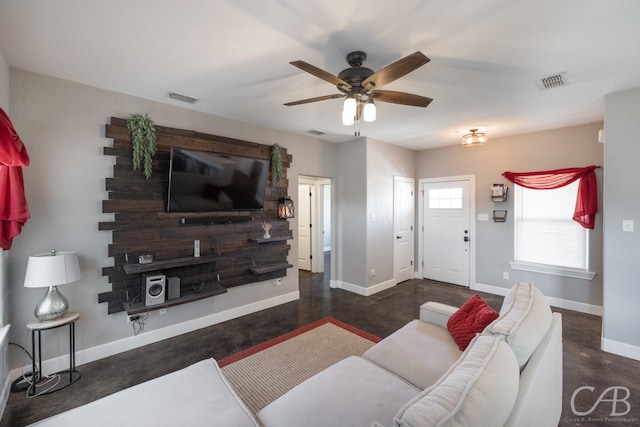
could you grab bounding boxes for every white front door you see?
[298,184,312,271]
[394,177,415,283]
[422,179,471,287]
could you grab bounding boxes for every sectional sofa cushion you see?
[29,358,260,427]
[257,356,421,427]
[486,282,552,368]
[362,319,462,390]
[392,335,519,427]
[447,294,499,350]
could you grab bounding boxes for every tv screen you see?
[167,147,269,212]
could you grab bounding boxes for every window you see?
[512,181,594,279]
[428,188,462,209]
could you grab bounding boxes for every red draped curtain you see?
[503,165,598,229]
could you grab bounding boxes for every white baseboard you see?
[10,291,300,381]
[0,325,10,420]
[602,337,640,362]
[330,279,396,296]
[473,282,603,316]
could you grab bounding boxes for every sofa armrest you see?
[419,301,458,328]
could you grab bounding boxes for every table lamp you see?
[24,250,81,321]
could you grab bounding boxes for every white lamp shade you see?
[363,102,376,122]
[342,109,355,126]
[24,251,81,288]
[343,97,356,117]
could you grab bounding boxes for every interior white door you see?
[394,177,415,283]
[422,180,471,287]
[298,184,312,271]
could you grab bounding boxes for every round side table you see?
[26,311,81,396]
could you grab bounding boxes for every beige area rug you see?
[219,317,380,416]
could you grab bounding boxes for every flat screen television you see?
[167,147,269,212]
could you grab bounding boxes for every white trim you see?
[509,261,596,280]
[473,282,603,316]
[601,337,640,362]
[331,279,396,296]
[10,291,300,381]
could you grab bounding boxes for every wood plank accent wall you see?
[99,117,292,314]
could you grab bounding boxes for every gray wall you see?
[5,68,338,370]
[335,139,367,287]
[603,87,640,354]
[416,122,604,308]
[366,138,415,287]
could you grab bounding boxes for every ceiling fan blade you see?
[362,51,430,89]
[290,60,351,89]
[284,93,345,106]
[372,90,433,107]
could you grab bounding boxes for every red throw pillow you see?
[447,294,499,351]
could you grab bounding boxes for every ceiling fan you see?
[284,50,433,135]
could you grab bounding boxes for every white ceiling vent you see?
[308,129,327,136]
[168,91,199,104]
[536,72,568,90]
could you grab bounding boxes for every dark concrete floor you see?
[2,259,639,426]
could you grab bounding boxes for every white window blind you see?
[514,181,588,270]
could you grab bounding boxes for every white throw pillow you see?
[392,335,519,427]
[486,282,552,368]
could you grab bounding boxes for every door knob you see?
[396,235,402,239]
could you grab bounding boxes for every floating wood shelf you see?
[248,263,293,275]
[123,254,223,274]
[248,235,293,243]
[125,282,228,315]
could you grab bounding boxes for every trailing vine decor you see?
[271,143,283,186]
[127,113,157,179]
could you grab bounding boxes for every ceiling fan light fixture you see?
[461,129,487,147]
[363,101,376,122]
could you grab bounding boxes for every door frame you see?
[299,176,332,274]
[418,175,476,288]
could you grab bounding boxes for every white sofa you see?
[257,282,563,427]
[31,282,562,427]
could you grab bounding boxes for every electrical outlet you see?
[503,272,509,280]
[370,269,376,277]
[127,314,140,323]
[159,308,167,315]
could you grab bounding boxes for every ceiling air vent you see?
[308,129,327,136]
[536,72,568,91]
[168,91,199,104]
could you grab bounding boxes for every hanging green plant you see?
[127,113,157,179]
[271,143,283,187]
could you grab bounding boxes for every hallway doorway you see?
[298,176,332,278]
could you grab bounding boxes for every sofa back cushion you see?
[486,282,552,369]
[392,335,519,427]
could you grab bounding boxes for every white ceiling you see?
[1,0,639,150]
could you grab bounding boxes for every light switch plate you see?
[622,220,634,232]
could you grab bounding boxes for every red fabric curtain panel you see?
[503,165,598,229]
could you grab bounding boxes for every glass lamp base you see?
[34,286,69,321]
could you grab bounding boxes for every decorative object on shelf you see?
[271,143,283,187]
[126,113,157,179]
[460,127,488,147]
[491,183,508,202]
[24,250,81,321]
[261,220,272,239]
[493,210,508,222]
[278,197,295,219]
[138,254,153,264]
